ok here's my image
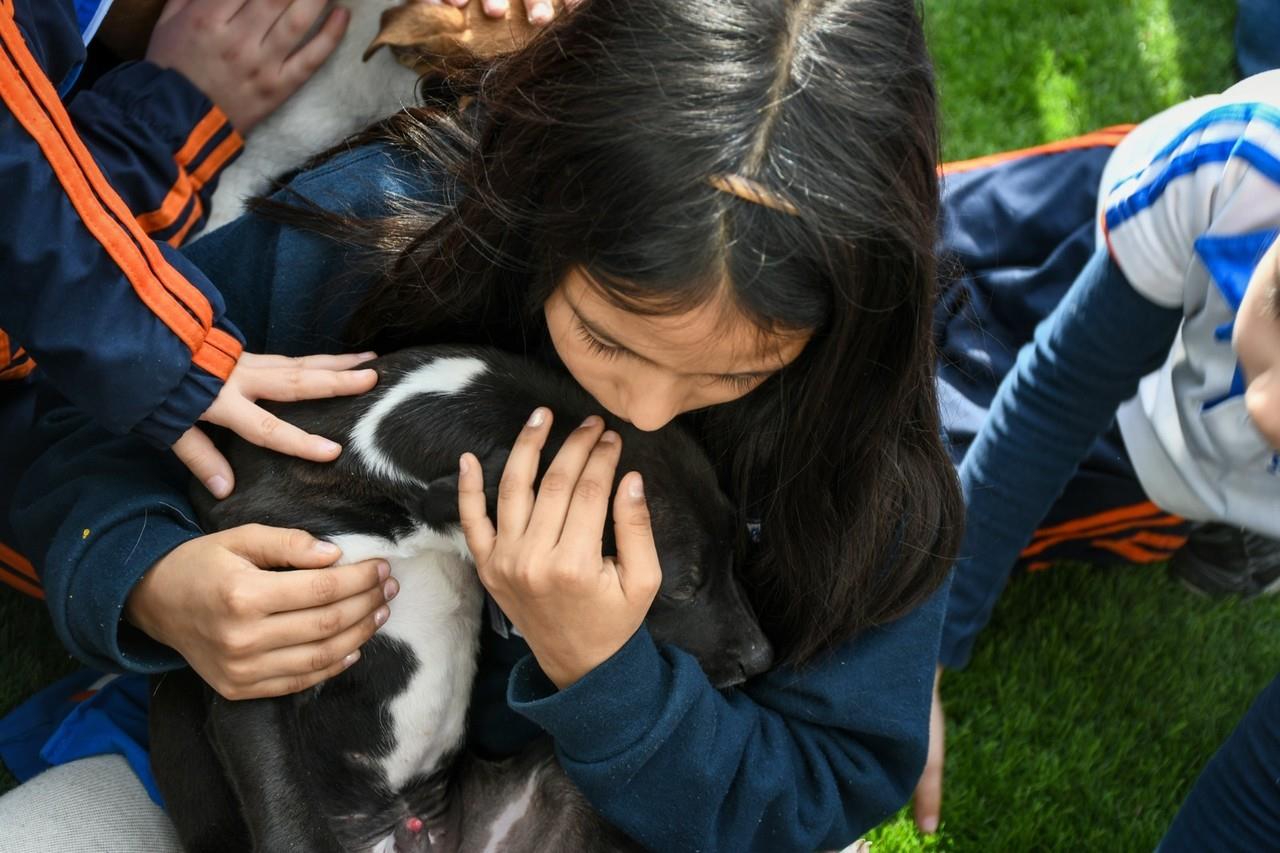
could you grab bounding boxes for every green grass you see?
[0,1,1265,850]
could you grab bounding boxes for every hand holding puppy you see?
[458,409,662,690]
[125,524,398,700]
[145,0,351,134]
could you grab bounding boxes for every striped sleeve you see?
[67,60,244,246]
[1102,101,1280,307]
[0,0,243,444]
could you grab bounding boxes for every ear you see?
[410,447,509,529]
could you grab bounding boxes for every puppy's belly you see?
[328,532,484,792]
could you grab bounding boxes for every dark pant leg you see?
[1237,0,1280,78]
[1158,673,1280,852]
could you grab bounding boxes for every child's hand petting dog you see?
[145,0,351,134]
[125,525,399,700]
[458,410,662,690]
[173,352,380,499]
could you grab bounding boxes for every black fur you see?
[152,346,771,852]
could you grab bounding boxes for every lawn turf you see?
[0,1,1272,851]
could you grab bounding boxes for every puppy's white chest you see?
[328,531,484,791]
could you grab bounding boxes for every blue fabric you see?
[939,247,1184,670]
[11,144,945,851]
[1237,0,1280,78]
[1158,672,1280,852]
[1,0,243,462]
[0,670,158,805]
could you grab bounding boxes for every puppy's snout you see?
[735,635,774,681]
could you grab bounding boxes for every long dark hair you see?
[267,0,961,666]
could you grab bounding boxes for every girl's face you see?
[1235,235,1280,450]
[544,267,811,431]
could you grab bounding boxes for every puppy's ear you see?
[411,447,509,528]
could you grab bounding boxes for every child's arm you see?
[0,0,367,491]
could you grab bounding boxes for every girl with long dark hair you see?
[4,1,961,849]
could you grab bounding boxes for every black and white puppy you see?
[150,345,773,853]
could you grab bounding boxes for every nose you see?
[620,378,684,432]
[736,635,775,681]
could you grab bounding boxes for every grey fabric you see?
[0,755,181,852]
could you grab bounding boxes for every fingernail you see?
[490,0,509,12]
[527,408,546,427]
[344,651,360,667]
[374,605,390,627]
[314,540,341,556]
[376,561,390,581]
[205,475,231,499]
[627,473,644,499]
[356,352,377,360]
[459,454,470,475]
[529,1,552,23]
[384,578,399,601]
[315,438,342,456]
[579,415,601,429]
[920,817,938,834]
[600,430,619,444]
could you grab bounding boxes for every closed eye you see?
[575,318,768,391]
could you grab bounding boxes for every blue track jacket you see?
[0,0,245,445]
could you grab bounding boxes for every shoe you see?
[1169,522,1280,598]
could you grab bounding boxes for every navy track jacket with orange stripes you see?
[0,0,245,447]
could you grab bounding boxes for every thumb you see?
[172,426,235,499]
[155,0,194,26]
[611,472,661,604]
[913,671,946,834]
[222,524,343,570]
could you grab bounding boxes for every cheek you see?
[1245,372,1280,451]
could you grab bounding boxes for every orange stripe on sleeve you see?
[0,541,39,584]
[192,327,243,380]
[1090,536,1174,564]
[0,8,217,336]
[940,125,1137,177]
[136,109,243,236]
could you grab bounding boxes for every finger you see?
[610,472,661,602]
[172,426,235,499]
[239,352,377,371]
[262,0,329,54]
[481,0,510,16]
[496,408,553,541]
[913,677,946,834]
[222,524,344,571]
[558,429,621,554]
[443,0,468,6]
[239,364,378,403]
[564,0,584,7]
[526,0,553,24]
[263,558,392,613]
[525,416,606,549]
[257,600,387,678]
[458,452,497,566]
[208,395,343,461]
[257,578,394,648]
[237,647,362,699]
[155,0,197,26]
[280,4,349,81]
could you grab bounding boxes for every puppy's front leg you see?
[207,695,345,853]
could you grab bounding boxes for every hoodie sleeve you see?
[508,582,949,853]
[0,0,242,447]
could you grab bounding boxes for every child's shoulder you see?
[282,143,443,217]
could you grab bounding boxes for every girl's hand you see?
[124,524,399,700]
[440,0,584,26]
[146,0,351,135]
[174,352,379,499]
[457,409,661,689]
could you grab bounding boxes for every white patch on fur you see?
[480,766,543,853]
[349,357,488,489]
[368,833,396,853]
[329,529,485,793]
[201,2,421,234]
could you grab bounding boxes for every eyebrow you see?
[575,308,777,381]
